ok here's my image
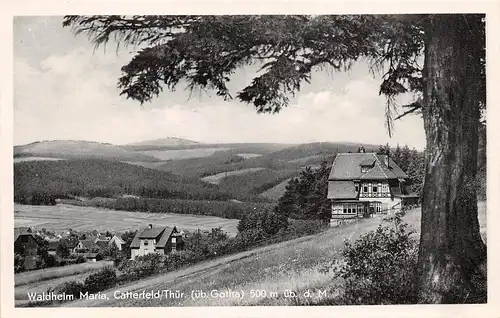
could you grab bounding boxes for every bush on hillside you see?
[287,219,328,237]
[83,266,118,293]
[118,254,166,281]
[51,280,87,298]
[332,214,419,305]
[237,208,287,236]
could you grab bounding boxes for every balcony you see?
[359,192,390,198]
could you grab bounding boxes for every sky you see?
[13,16,426,149]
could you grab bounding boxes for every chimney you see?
[148,224,153,229]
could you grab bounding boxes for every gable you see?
[156,227,177,248]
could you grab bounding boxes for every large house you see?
[130,224,183,260]
[327,152,419,225]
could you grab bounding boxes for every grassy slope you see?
[60,202,486,307]
[15,261,114,287]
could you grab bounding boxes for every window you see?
[382,183,389,192]
[363,186,368,193]
[355,184,359,192]
[143,240,148,246]
[171,237,176,243]
[373,186,378,193]
[343,206,347,213]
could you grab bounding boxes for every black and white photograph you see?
[3,6,499,315]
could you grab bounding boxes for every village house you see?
[14,227,40,270]
[74,239,101,254]
[108,234,125,251]
[327,152,419,226]
[130,224,183,260]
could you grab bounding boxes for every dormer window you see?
[361,167,369,173]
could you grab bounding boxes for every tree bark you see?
[418,14,487,303]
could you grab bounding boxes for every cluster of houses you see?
[14,224,185,271]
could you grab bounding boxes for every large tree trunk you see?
[418,14,487,303]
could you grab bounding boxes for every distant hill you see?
[124,137,201,150]
[14,140,160,162]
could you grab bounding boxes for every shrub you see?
[52,280,86,298]
[334,214,419,305]
[14,253,25,273]
[287,219,327,237]
[84,266,117,293]
[75,256,86,264]
[118,254,166,281]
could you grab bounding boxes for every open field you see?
[60,202,486,307]
[201,168,267,184]
[139,147,230,160]
[14,204,239,236]
[260,178,292,200]
[13,157,65,163]
[237,153,262,159]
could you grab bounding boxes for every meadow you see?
[14,203,240,236]
[14,260,114,287]
[201,168,267,184]
[140,147,231,160]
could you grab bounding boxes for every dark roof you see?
[47,240,60,250]
[95,240,109,249]
[327,181,358,199]
[14,227,33,242]
[60,237,79,249]
[78,240,100,250]
[130,226,176,249]
[139,227,165,239]
[329,153,408,180]
[156,227,178,248]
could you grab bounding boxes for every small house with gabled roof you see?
[130,224,183,260]
[328,152,418,225]
[14,227,40,270]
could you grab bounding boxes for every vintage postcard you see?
[2,1,500,317]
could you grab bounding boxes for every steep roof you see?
[327,181,358,199]
[95,240,109,249]
[139,227,165,239]
[156,227,177,248]
[328,153,408,180]
[130,226,176,249]
[109,235,125,244]
[78,239,100,250]
[60,237,79,249]
[14,227,33,242]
